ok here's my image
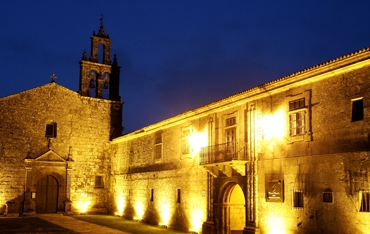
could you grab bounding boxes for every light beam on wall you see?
[189,207,204,233]
[189,129,208,155]
[160,202,170,226]
[76,192,91,214]
[265,212,286,234]
[257,108,286,141]
[135,201,144,220]
[116,195,125,216]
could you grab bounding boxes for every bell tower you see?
[79,19,121,101]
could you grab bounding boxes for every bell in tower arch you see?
[103,81,109,89]
[89,79,96,89]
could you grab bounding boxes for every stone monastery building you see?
[2,23,370,234]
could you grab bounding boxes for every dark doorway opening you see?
[36,175,58,213]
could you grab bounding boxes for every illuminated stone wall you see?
[110,118,209,232]
[0,82,121,215]
[256,64,370,233]
[108,49,370,234]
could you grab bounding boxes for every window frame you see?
[286,90,312,143]
[45,122,57,138]
[224,116,236,144]
[150,188,154,202]
[154,131,163,161]
[177,188,181,203]
[181,126,192,157]
[360,191,370,212]
[292,190,304,209]
[323,188,333,203]
[351,97,364,122]
[289,110,306,136]
[95,175,104,188]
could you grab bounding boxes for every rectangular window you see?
[289,98,305,111]
[181,128,191,155]
[293,191,304,209]
[150,189,154,202]
[177,189,181,203]
[360,192,370,212]
[323,192,333,203]
[45,122,57,138]
[289,112,305,136]
[225,127,236,143]
[352,98,364,122]
[226,117,236,127]
[95,176,104,188]
[287,91,312,143]
[154,131,162,160]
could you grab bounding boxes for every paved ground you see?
[0,214,128,234]
[39,214,130,233]
[0,214,187,234]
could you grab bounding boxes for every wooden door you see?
[36,175,58,213]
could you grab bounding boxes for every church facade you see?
[0,23,122,216]
[2,24,370,234]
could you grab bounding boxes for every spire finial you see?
[97,14,106,37]
[50,73,57,83]
[82,49,87,60]
[100,14,104,26]
[112,54,118,66]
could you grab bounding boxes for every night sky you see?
[2,1,370,133]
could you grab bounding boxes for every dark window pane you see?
[352,99,364,122]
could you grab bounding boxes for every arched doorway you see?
[36,175,58,213]
[221,183,246,234]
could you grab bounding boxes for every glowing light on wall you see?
[266,212,286,234]
[189,208,204,233]
[189,129,208,155]
[135,201,144,220]
[116,195,125,216]
[258,109,286,141]
[76,193,90,213]
[159,202,170,226]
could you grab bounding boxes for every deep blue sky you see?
[1,1,370,133]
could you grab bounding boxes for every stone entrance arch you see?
[36,175,58,213]
[23,150,73,215]
[219,182,246,234]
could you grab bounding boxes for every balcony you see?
[199,142,248,177]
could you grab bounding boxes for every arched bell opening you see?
[88,70,98,97]
[102,73,110,99]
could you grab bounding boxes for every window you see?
[352,98,364,122]
[225,117,236,143]
[150,189,154,202]
[289,98,305,136]
[154,131,162,160]
[226,117,236,127]
[177,189,181,203]
[360,192,370,212]
[286,91,312,143]
[323,188,333,203]
[289,98,305,111]
[293,190,304,209]
[289,112,305,136]
[181,128,191,155]
[45,122,57,138]
[95,176,104,188]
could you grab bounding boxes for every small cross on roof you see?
[50,74,57,83]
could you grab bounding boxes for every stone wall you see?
[108,58,370,233]
[110,118,208,232]
[257,64,370,233]
[0,82,122,215]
